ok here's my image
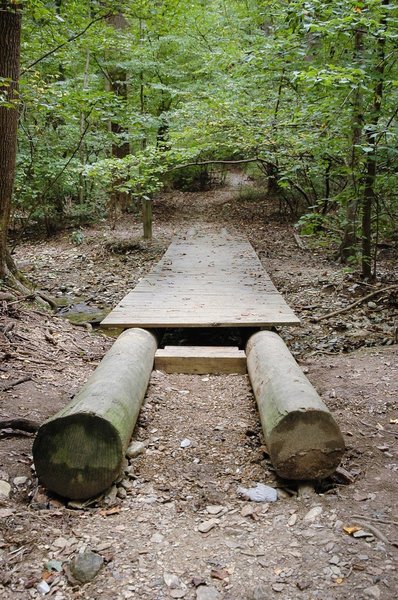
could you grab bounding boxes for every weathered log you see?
[246,331,345,480]
[33,328,157,500]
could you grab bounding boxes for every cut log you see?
[246,331,345,480]
[33,328,157,500]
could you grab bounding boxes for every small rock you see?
[241,504,255,518]
[367,301,377,309]
[119,479,133,491]
[69,549,104,583]
[206,505,223,515]
[272,583,285,593]
[126,441,146,459]
[210,568,229,581]
[354,492,371,502]
[53,537,68,549]
[151,532,165,544]
[329,555,340,565]
[104,485,118,505]
[376,445,389,452]
[124,465,136,479]
[352,529,374,540]
[37,580,51,595]
[180,438,192,448]
[96,541,113,552]
[297,482,316,497]
[45,559,63,573]
[164,572,183,589]
[198,519,218,533]
[237,483,277,502]
[0,480,11,498]
[196,586,221,600]
[192,577,206,587]
[303,506,323,521]
[296,579,312,591]
[13,476,28,486]
[287,513,298,527]
[170,590,187,599]
[0,508,14,518]
[247,584,269,599]
[363,586,381,599]
[117,487,127,499]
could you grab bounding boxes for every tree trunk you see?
[78,49,90,205]
[0,3,22,279]
[340,28,364,263]
[107,13,130,214]
[246,331,345,480]
[33,328,157,500]
[361,1,388,279]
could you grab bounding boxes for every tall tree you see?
[0,1,22,279]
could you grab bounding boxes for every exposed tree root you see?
[2,267,56,310]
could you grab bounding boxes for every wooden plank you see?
[101,227,300,329]
[155,346,247,374]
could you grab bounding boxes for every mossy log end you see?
[33,328,157,500]
[246,331,345,480]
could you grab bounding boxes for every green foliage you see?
[8,0,398,273]
[297,213,328,236]
[70,229,84,245]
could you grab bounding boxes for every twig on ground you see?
[359,419,398,438]
[312,284,398,322]
[0,376,31,392]
[293,231,307,250]
[351,514,398,526]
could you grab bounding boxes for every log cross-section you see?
[33,328,157,500]
[246,331,345,480]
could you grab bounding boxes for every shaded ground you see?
[0,176,397,599]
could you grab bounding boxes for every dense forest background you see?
[1,0,398,280]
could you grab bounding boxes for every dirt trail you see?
[0,179,397,599]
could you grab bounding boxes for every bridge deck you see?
[101,228,300,329]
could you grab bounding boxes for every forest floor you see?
[0,175,397,600]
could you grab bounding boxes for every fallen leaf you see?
[211,568,229,580]
[343,525,361,536]
[99,507,121,516]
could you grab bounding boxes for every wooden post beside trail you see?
[33,328,157,500]
[142,197,152,240]
[246,331,345,480]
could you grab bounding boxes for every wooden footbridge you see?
[101,227,299,373]
[101,227,300,330]
[33,228,345,501]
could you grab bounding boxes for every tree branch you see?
[21,13,112,75]
[42,106,95,197]
[168,158,269,172]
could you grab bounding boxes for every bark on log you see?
[246,331,345,480]
[33,328,157,500]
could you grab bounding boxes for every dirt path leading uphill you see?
[0,177,397,599]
